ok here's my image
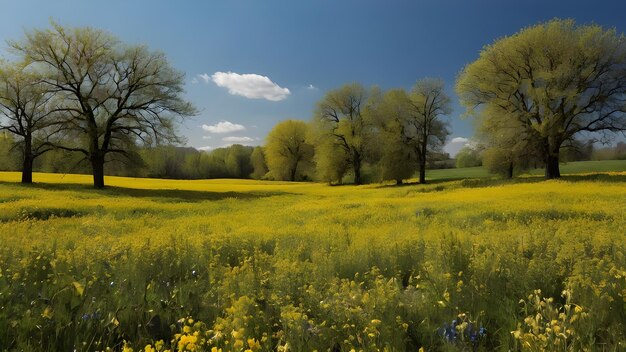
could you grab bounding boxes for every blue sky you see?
[2,0,626,155]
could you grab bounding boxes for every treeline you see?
[455,140,626,170]
[259,80,452,184]
[1,126,451,183]
[0,133,262,180]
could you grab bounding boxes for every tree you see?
[371,89,416,184]
[11,22,196,188]
[455,145,482,168]
[407,79,451,183]
[560,138,594,162]
[457,19,626,179]
[250,146,268,179]
[475,110,542,177]
[141,146,200,179]
[313,140,350,184]
[377,141,415,184]
[0,62,57,183]
[373,80,451,184]
[265,120,314,181]
[224,144,253,178]
[313,83,375,184]
[0,131,20,171]
[482,147,513,178]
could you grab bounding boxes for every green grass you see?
[526,159,626,175]
[428,159,626,181]
[426,166,489,180]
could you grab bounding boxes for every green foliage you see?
[250,146,268,180]
[560,139,594,163]
[224,144,254,179]
[10,21,196,188]
[312,139,350,184]
[408,79,451,183]
[371,89,417,183]
[265,120,314,181]
[0,132,19,171]
[377,141,416,183]
[457,18,626,178]
[0,61,58,182]
[138,145,256,180]
[313,83,378,185]
[142,146,201,179]
[481,147,514,178]
[455,146,482,168]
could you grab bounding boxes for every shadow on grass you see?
[375,179,460,189]
[558,173,626,183]
[374,172,626,190]
[0,181,290,203]
[453,173,626,188]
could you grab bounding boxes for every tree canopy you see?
[10,22,196,188]
[376,78,451,183]
[312,83,377,184]
[457,19,626,178]
[265,120,314,181]
[0,62,57,183]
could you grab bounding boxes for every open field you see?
[525,160,626,175]
[0,171,625,351]
[427,160,626,180]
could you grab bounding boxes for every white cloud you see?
[222,136,254,143]
[202,136,212,140]
[191,73,211,84]
[450,137,469,144]
[211,71,290,101]
[307,84,317,90]
[202,121,246,134]
[198,73,210,83]
[444,136,471,157]
[221,142,255,148]
[197,146,213,151]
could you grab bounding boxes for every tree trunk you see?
[418,159,426,184]
[396,179,403,185]
[91,153,106,189]
[352,156,362,185]
[506,162,514,179]
[543,138,562,179]
[418,143,427,184]
[290,164,297,182]
[545,154,561,179]
[21,155,33,184]
[21,136,33,184]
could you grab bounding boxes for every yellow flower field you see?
[0,172,625,351]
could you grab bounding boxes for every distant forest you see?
[1,132,624,181]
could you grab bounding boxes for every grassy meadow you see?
[0,165,625,351]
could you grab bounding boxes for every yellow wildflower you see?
[233,339,244,349]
